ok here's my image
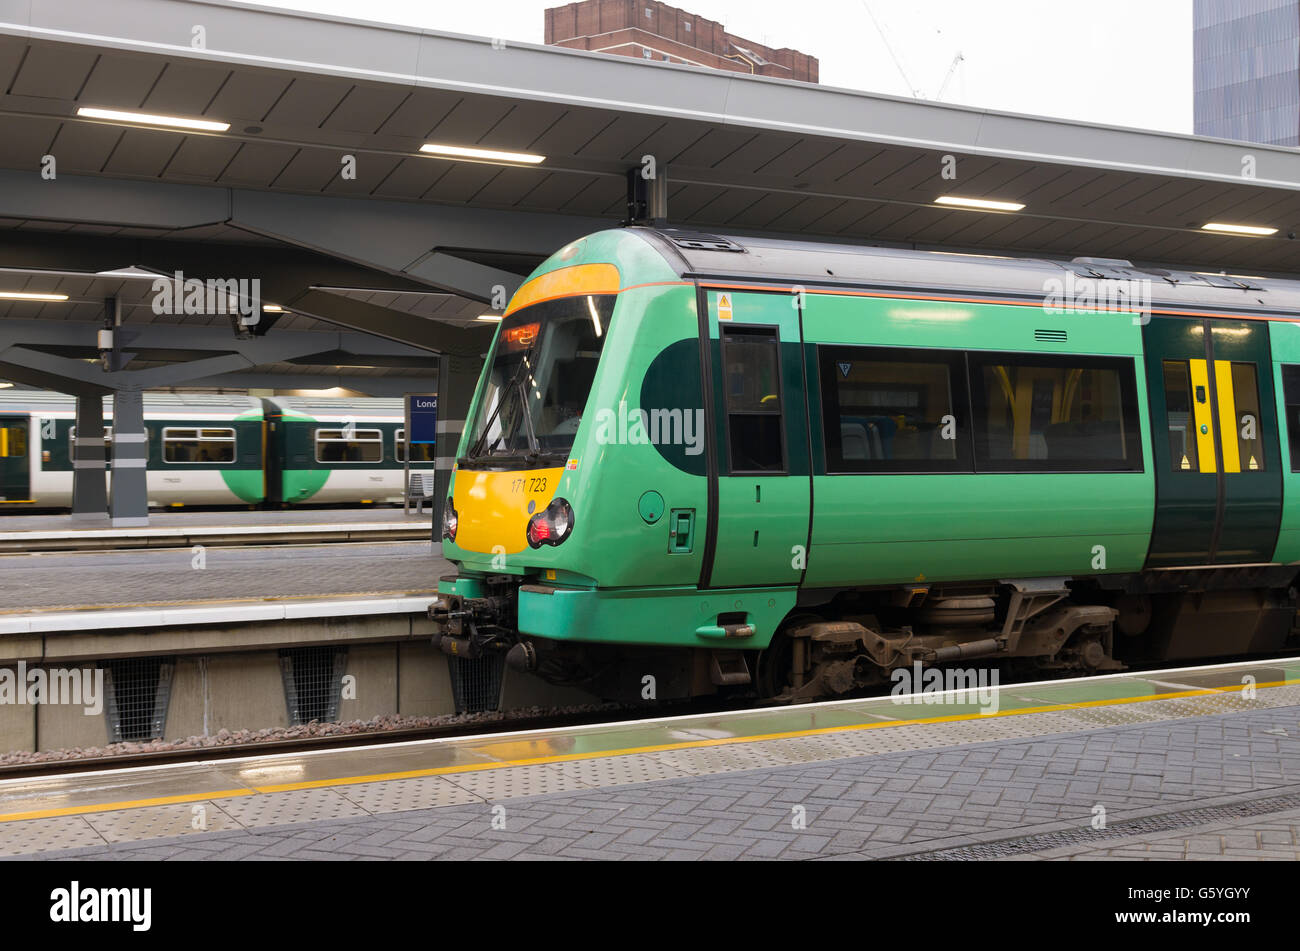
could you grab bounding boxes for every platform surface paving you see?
[0,541,450,613]
[1,660,1297,861]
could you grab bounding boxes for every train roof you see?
[0,391,263,414]
[264,396,407,420]
[632,228,1300,320]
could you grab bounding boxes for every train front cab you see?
[433,231,802,698]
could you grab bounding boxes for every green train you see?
[0,393,434,509]
[432,228,1300,702]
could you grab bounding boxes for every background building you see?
[1194,0,1300,145]
[545,0,818,83]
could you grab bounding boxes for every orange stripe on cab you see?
[504,263,620,316]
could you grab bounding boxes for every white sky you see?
[255,0,1193,134]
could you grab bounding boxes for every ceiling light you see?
[262,304,284,312]
[420,143,545,165]
[476,313,504,321]
[0,291,69,301]
[934,195,1025,212]
[1201,222,1277,236]
[95,266,162,279]
[76,107,230,132]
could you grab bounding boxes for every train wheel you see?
[754,613,818,700]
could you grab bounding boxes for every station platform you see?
[2,658,1297,861]
[0,507,432,553]
[0,540,452,632]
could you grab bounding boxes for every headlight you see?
[442,499,458,542]
[526,498,575,549]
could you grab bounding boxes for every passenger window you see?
[0,425,25,458]
[395,429,435,463]
[69,426,117,463]
[1162,361,1203,472]
[722,328,784,472]
[1221,362,1263,471]
[819,346,968,473]
[163,427,236,464]
[315,428,382,463]
[970,354,1141,472]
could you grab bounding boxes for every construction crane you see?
[934,52,964,101]
[859,2,965,101]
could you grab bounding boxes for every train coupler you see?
[429,593,514,660]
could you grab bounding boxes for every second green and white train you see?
[0,393,434,509]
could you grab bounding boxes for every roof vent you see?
[1071,256,1134,267]
[1190,271,1264,291]
[662,231,746,253]
[1034,329,1068,343]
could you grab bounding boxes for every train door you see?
[702,289,812,588]
[1143,316,1282,566]
[0,415,31,503]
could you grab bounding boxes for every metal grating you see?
[448,655,505,714]
[102,657,173,743]
[1033,329,1068,342]
[279,646,347,725]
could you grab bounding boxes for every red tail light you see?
[442,499,458,542]
[526,498,574,549]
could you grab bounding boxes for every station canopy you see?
[0,0,1295,368]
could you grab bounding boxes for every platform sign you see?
[404,393,437,516]
[408,394,438,443]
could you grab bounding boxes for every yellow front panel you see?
[1213,359,1240,473]
[1189,359,1217,474]
[452,467,564,555]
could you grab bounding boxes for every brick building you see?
[545,0,819,83]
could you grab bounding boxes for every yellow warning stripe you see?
[1,676,1295,823]
[1213,360,1240,473]
[1189,358,1217,473]
[0,590,437,616]
[0,789,254,823]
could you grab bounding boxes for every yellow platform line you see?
[0,590,437,616]
[2,675,1293,823]
[0,789,255,823]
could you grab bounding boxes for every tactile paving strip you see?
[84,801,242,843]
[442,763,591,800]
[335,776,483,814]
[211,787,367,827]
[649,741,807,775]
[551,753,693,788]
[0,815,104,855]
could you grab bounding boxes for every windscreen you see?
[462,294,616,467]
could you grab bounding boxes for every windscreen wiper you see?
[516,375,540,454]
[468,349,534,458]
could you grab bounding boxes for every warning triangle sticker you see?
[837,362,852,378]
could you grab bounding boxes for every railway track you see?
[0,699,737,781]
